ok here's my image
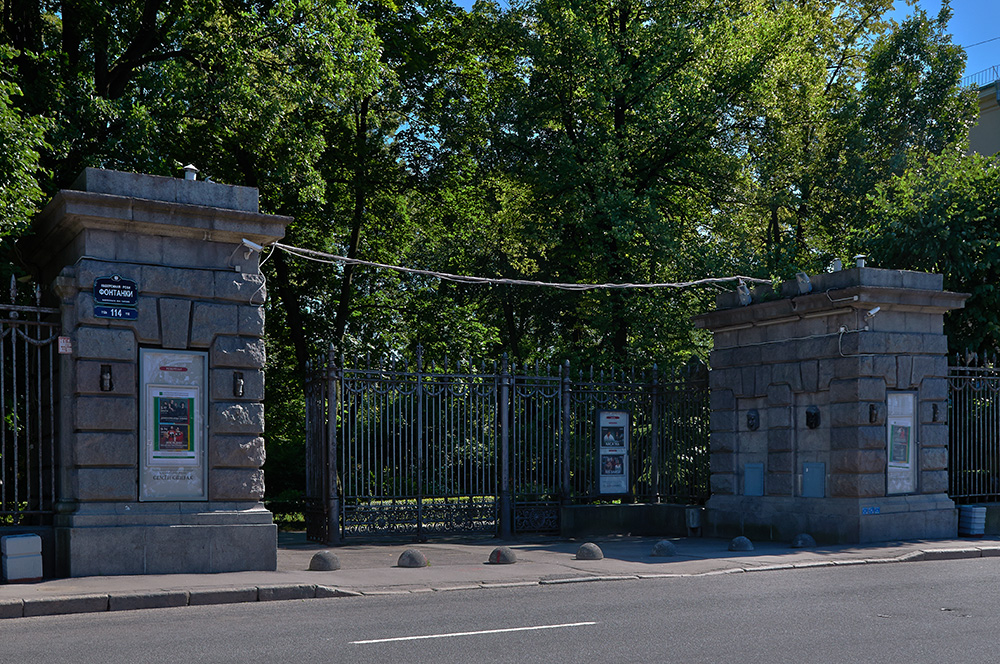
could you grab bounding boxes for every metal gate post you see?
[561,360,572,505]
[326,344,341,545]
[416,345,425,541]
[499,355,512,539]
[650,364,660,503]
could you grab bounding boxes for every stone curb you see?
[0,546,993,620]
[109,590,189,612]
[0,584,360,620]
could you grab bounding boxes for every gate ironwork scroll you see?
[0,284,61,530]
[306,347,709,543]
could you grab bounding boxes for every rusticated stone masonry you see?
[27,168,290,576]
[694,267,966,544]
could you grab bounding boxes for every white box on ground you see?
[2,534,43,582]
[2,533,41,556]
[3,553,42,582]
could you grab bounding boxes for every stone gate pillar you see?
[26,168,290,576]
[694,267,967,543]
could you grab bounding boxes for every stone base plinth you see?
[560,504,691,537]
[705,493,957,544]
[55,502,276,577]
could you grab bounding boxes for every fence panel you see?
[305,351,711,542]
[0,299,60,529]
[949,361,1000,502]
[510,365,562,533]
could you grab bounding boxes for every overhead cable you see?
[269,241,772,291]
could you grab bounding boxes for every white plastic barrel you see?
[958,505,987,537]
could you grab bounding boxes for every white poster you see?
[598,410,629,495]
[140,350,208,501]
[886,392,917,495]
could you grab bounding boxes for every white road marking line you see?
[351,621,598,645]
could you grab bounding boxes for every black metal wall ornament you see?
[869,403,879,424]
[746,409,760,431]
[805,405,821,429]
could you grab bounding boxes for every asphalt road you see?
[3,558,1000,663]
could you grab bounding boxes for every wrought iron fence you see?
[0,285,61,528]
[949,354,1000,503]
[305,347,710,543]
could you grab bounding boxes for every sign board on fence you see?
[597,410,630,495]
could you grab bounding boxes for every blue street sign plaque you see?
[95,306,138,320]
[94,275,138,307]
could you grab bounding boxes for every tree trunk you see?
[332,95,371,349]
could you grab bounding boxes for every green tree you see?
[0,47,48,238]
[731,1,974,275]
[863,150,1000,354]
[443,0,807,365]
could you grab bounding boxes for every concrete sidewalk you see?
[3,533,1000,620]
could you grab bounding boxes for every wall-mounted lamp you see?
[233,371,245,398]
[854,255,867,268]
[831,258,843,272]
[737,280,752,307]
[795,271,812,295]
[182,164,199,181]
[869,403,879,424]
[100,364,113,392]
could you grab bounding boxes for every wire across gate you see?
[305,348,710,543]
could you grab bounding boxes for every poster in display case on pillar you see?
[597,410,630,495]
[139,349,208,501]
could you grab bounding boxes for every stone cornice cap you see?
[72,167,259,213]
[28,189,292,269]
[694,284,968,332]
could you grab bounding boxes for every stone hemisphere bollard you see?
[651,540,677,557]
[576,543,604,560]
[309,550,341,571]
[397,548,429,568]
[791,533,817,549]
[729,536,754,552]
[488,546,517,564]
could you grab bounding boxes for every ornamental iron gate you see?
[0,284,61,530]
[305,348,709,543]
[949,354,1000,503]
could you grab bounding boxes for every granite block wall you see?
[694,267,967,544]
[28,168,291,575]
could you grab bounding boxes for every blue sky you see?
[451,1,998,81]
[896,1,999,79]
